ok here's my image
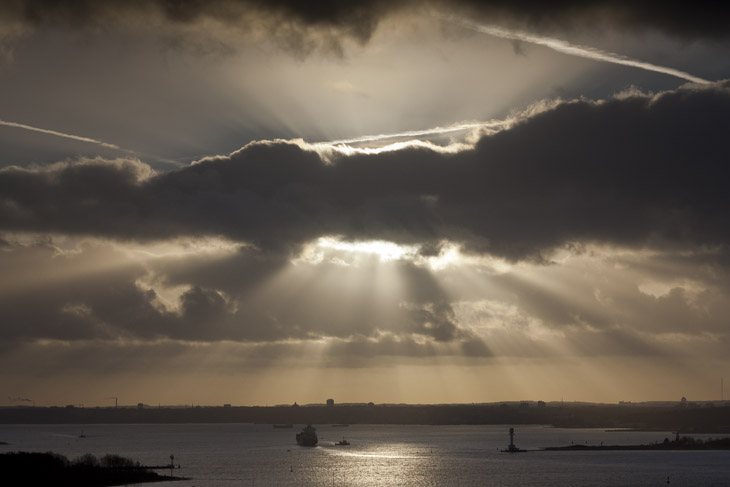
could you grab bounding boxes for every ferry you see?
[296,424,318,446]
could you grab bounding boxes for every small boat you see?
[335,438,350,446]
[273,424,293,428]
[332,424,350,427]
[296,424,318,446]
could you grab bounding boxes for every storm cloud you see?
[3,1,730,41]
[2,82,729,261]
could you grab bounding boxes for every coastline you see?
[2,403,729,434]
[545,436,730,451]
[0,451,189,486]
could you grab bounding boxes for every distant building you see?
[537,401,546,407]
[137,403,144,409]
[519,401,530,408]
[223,404,232,408]
[367,402,375,407]
[326,399,335,407]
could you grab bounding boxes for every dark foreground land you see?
[0,451,185,487]
[2,402,730,433]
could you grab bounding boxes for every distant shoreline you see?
[546,445,730,451]
[545,436,730,451]
[1,403,729,434]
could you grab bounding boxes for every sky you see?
[2,1,730,408]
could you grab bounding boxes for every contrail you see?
[0,119,121,149]
[318,97,568,149]
[325,120,509,146]
[0,118,186,166]
[448,17,710,85]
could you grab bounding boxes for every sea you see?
[2,423,729,486]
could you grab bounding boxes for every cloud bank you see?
[2,82,729,261]
[2,1,730,52]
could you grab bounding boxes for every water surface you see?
[1,423,728,486]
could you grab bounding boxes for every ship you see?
[335,437,350,446]
[296,424,318,446]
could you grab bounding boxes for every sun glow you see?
[294,237,423,267]
[316,237,419,261]
[293,237,520,276]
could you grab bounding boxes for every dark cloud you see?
[0,238,471,344]
[2,1,730,43]
[457,1,730,39]
[2,234,729,365]
[2,83,730,261]
[406,301,459,342]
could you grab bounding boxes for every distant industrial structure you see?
[502,427,525,453]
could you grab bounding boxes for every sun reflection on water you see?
[326,450,420,460]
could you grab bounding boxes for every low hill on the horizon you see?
[2,402,729,433]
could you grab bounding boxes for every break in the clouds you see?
[2,82,730,377]
[4,1,727,170]
[2,83,729,260]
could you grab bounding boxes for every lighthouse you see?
[502,427,524,452]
